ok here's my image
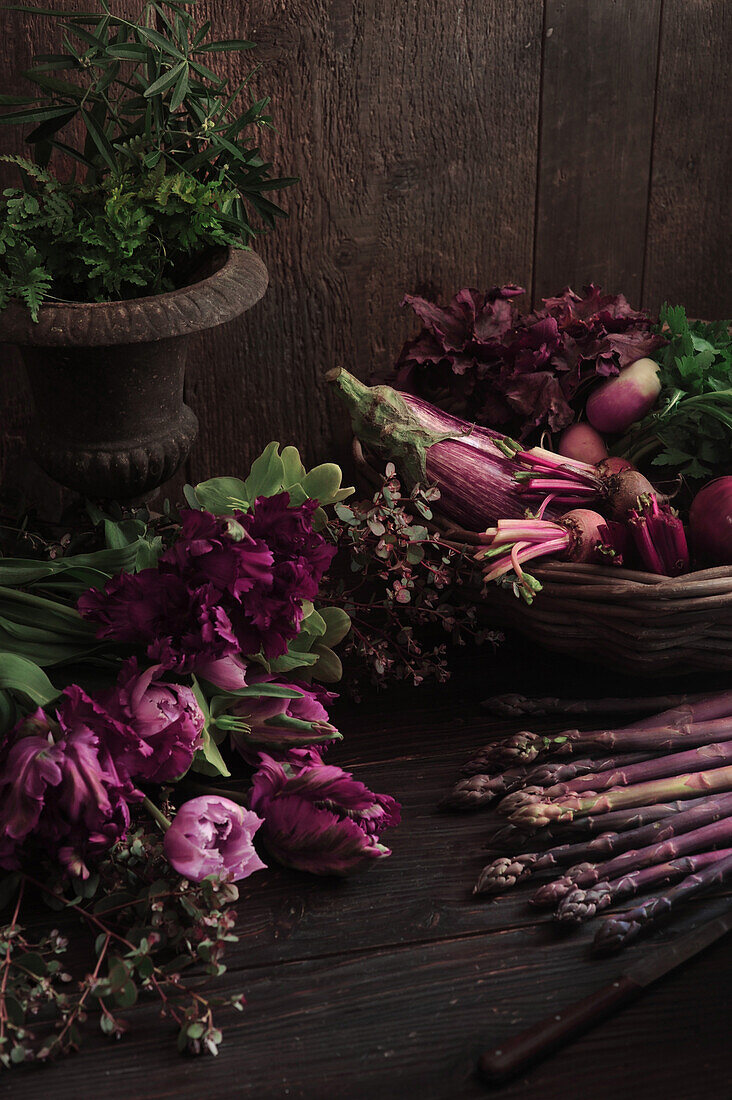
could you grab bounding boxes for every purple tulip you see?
[230,675,340,751]
[249,755,401,875]
[0,708,139,878]
[163,796,267,883]
[195,653,249,692]
[101,659,204,782]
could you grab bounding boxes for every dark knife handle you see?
[478,974,641,1086]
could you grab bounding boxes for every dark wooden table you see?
[3,641,731,1099]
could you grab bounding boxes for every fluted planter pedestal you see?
[0,247,268,500]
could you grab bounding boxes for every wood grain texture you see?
[0,1,730,511]
[184,0,543,481]
[532,0,662,304]
[642,0,732,317]
[3,646,731,1099]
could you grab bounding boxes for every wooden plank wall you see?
[0,0,729,513]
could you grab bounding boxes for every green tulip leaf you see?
[0,653,59,708]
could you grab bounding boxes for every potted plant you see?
[0,1,295,499]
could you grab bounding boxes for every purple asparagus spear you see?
[474,793,732,896]
[531,814,732,908]
[473,689,732,771]
[593,850,732,953]
[556,848,732,924]
[499,741,732,817]
[448,751,652,809]
[479,692,706,720]
[487,796,716,849]
[504,765,732,829]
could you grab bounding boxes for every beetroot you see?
[516,449,657,520]
[597,456,635,476]
[689,477,732,565]
[476,508,621,604]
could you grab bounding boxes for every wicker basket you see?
[476,560,732,676]
[352,438,732,678]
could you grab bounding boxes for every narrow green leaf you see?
[194,40,256,53]
[135,25,186,60]
[206,683,305,702]
[25,108,77,145]
[190,677,231,778]
[81,107,116,171]
[0,653,59,708]
[144,60,187,100]
[169,65,190,112]
[191,19,211,49]
[106,43,149,60]
[0,105,80,126]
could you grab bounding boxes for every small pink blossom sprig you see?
[0,824,246,1067]
[322,464,500,688]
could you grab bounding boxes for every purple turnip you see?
[558,423,608,465]
[586,357,661,434]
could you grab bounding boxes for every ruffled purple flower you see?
[101,659,204,782]
[78,572,240,673]
[163,796,267,883]
[0,707,139,878]
[234,495,336,658]
[161,510,274,602]
[79,497,335,671]
[249,755,400,875]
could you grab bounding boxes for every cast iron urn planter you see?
[0,246,268,499]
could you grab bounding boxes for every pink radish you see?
[586,358,661,434]
[558,423,608,465]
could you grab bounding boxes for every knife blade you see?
[478,904,732,1086]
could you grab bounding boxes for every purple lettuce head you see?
[163,796,267,883]
[0,706,139,878]
[390,282,663,442]
[79,498,335,671]
[249,755,401,875]
[101,659,204,782]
